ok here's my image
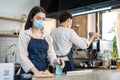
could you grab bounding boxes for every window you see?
[102,12,118,40]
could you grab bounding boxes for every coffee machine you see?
[87,32,100,59]
[73,32,100,68]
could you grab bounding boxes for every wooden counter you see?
[32,69,120,80]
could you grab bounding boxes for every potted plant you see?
[111,36,119,59]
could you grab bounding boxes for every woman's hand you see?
[31,67,44,75]
[34,71,44,76]
[53,58,65,69]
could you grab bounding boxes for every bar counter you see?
[32,69,120,80]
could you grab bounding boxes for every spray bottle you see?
[55,59,63,75]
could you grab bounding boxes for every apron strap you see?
[67,48,75,71]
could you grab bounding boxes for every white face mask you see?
[68,18,72,28]
[68,24,72,28]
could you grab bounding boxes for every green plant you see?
[110,36,119,59]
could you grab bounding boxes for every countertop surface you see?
[32,69,120,80]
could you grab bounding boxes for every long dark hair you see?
[25,6,46,30]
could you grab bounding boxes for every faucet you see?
[5,44,17,63]
[8,44,17,56]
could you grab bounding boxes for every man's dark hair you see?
[58,10,72,23]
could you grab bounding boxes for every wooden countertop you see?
[32,69,120,80]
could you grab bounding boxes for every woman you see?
[18,6,64,75]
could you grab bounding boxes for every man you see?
[51,10,100,73]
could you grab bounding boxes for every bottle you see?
[55,59,63,75]
[116,59,120,69]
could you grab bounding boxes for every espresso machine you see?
[73,32,100,68]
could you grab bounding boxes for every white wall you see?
[87,13,96,38]
[0,0,40,18]
[0,37,18,63]
[0,0,40,32]
[44,18,56,34]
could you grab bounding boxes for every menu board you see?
[0,63,14,80]
[115,14,120,58]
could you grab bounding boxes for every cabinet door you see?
[72,15,87,38]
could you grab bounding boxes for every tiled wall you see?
[0,36,18,63]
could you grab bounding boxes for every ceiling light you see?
[72,7,112,16]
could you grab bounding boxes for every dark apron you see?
[20,37,49,74]
[63,48,75,73]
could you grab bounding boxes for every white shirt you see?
[18,28,57,73]
[51,27,89,61]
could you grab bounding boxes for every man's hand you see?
[92,33,101,39]
[53,58,65,69]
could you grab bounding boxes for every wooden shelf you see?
[0,34,18,37]
[0,16,26,22]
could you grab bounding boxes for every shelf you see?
[0,16,26,22]
[0,34,18,37]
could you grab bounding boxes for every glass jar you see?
[102,50,111,68]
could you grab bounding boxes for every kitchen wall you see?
[0,0,40,31]
[44,18,56,34]
[0,36,18,63]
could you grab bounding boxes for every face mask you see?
[68,24,72,28]
[68,22,72,28]
[33,19,44,29]
[68,19,72,28]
